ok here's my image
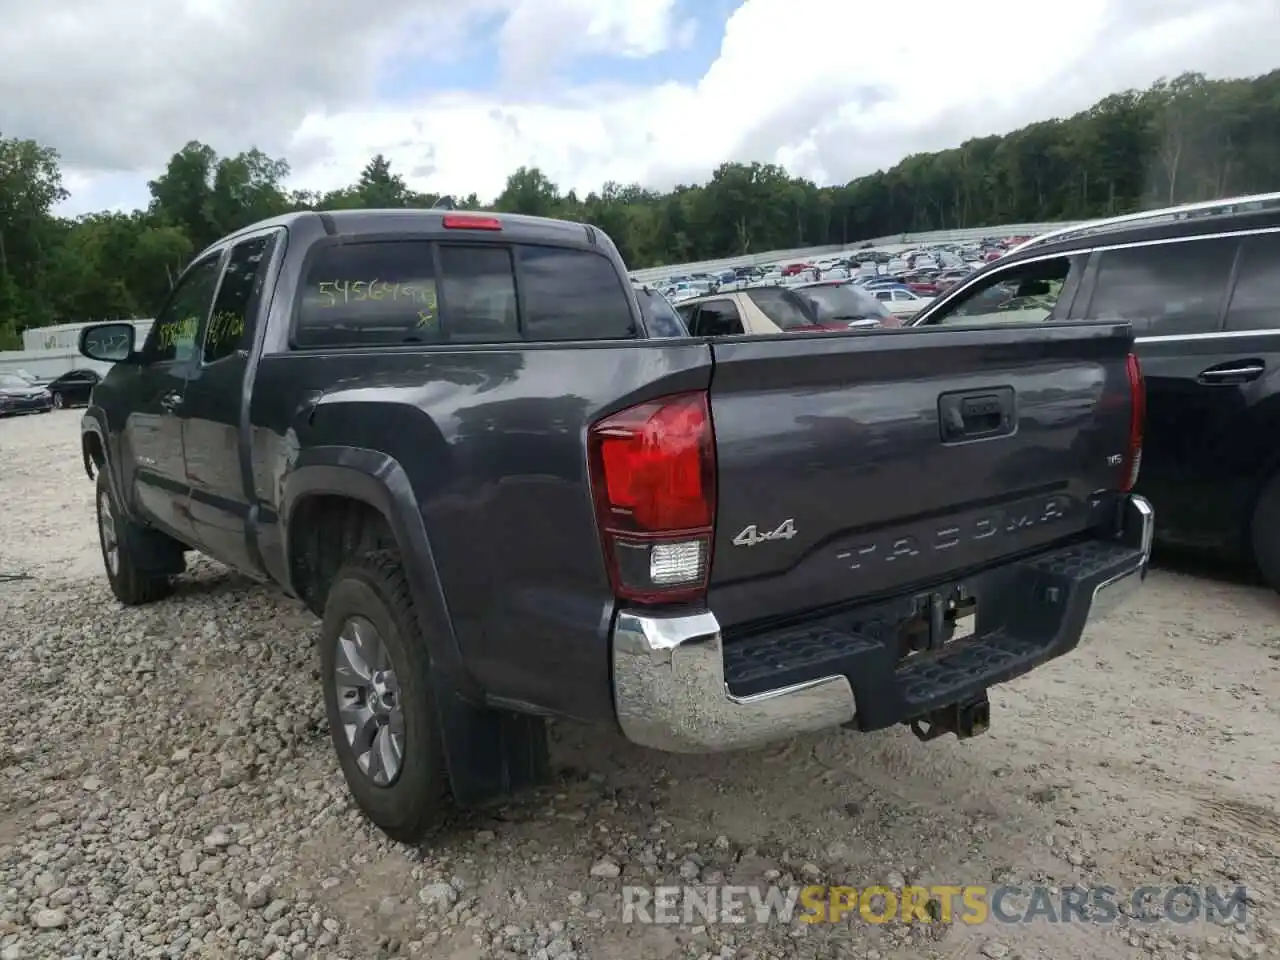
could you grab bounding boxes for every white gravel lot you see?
[1,409,1278,960]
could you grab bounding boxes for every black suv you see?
[911,192,1280,587]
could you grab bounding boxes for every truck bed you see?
[706,322,1136,629]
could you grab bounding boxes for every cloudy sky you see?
[2,0,1277,217]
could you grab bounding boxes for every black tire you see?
[320,551,450,843]
[51,392,65,410]
[95,471,173,605]
[1250,471,1280,591]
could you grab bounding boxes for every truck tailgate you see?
[706,322,1136,629]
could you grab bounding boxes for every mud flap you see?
[434,682,551,808]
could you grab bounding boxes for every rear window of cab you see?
[293,240,637,348]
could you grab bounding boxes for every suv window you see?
[517,245,635,341]
[145,255,223,363]
[689,299,745,337]
[745,288,813,330]
[1086,238,1236,335]
[794,283,895,325]
[928,256,1076,325]
[203,234,277,363]
[1224,234,1280,332]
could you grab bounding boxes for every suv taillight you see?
[1120,352,1145,491]
[587,392,716,604]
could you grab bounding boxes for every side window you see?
[874,291,892,302]
[930,256,1077,326]
[438,245,518,341]
[1224,234,1280,332]
[144,255,223,363]
[516,245,635,341]
[688,300,745,337]
[295,241,440,348]
[1087,239,1236,336]
[638,291,688,337]
[203,234,277,364]
[746,288,812,330]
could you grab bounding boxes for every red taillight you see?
[442,214,502,231]
[587,392,716,604]
[1120,352,1145,491]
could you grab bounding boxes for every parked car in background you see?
[45,368,102,408]
[0,372,53,416]
[676,280,894,335]
[910,190,1280,590]
[870,286,933,319]
[10,368,49,386]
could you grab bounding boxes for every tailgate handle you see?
[939,387,1016,442]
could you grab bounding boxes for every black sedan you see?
[45,368,101,409]
[0,372,53,416]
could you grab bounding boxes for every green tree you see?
[5,68,1280,338]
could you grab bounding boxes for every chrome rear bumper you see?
[1085,494,1154,626]
[612,610,856,753]
[612,494,1153,754]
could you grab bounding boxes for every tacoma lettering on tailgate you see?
[836,495,1073,570]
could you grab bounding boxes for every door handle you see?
[160,391,183,411]
[938,386,1016,442]
[1198,363,1264,385]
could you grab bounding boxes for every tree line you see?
[2,69,1278,348]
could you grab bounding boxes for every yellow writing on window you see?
[315,279,437,309]
[155,316,201,350]
[207,310,245,347]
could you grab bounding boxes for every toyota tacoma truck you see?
[77,209,1152,843]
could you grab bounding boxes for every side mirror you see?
[79,322,137,364]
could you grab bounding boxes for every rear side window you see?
[637,290,688,337]
[295,241,634,347]
[792,284,894,325]
[1224,234,1280,332]
[517,245,635,341]
[746,288,813,330]
[1087,239,1236,335]
[689,300,745,337]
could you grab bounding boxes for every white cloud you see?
[496,0,684,88]
[5,0,1277,217]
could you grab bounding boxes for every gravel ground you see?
[2,409,1279,960]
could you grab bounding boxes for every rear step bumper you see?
[612,494,1153,753]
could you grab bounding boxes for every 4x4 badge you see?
[732,519,798,547]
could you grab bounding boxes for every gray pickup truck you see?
[77,209,1152,842]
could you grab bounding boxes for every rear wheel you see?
[320,551,450,843]
[1250,471,1280,591]
[96,472,173,605]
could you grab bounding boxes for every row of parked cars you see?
[648,235,1027,325]
[0,368,100,415]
